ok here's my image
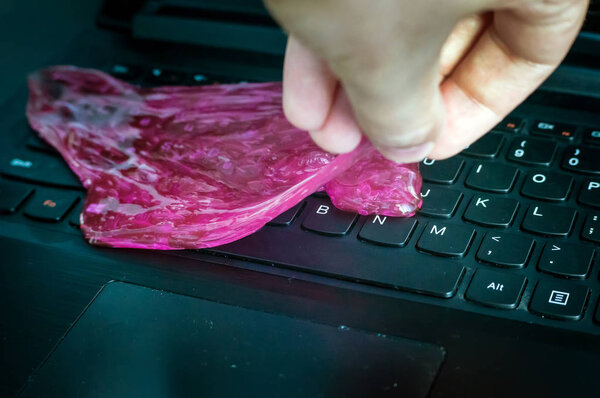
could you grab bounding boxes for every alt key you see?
[465,269,526,309]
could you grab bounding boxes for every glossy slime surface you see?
[26,66,421,249]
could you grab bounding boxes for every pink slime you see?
[26,66,421,249]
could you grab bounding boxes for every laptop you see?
[1,0,599,396]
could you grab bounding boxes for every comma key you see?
[476,232,534,269]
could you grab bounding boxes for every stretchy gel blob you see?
[26,66,421,249]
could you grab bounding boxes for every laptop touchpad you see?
[21,282,445,398]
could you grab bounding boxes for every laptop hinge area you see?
[129,0,287,55]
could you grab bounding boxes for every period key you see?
[538,241,594,279]
[466,269,527,309]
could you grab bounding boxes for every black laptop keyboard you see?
[1,63,599,333]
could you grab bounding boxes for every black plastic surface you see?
[20,282,445,398]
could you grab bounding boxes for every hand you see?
[264,0,589,162]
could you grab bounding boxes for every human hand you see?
[263,0,589,162]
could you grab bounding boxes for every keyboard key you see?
[213,231,465,298]
[538,242,594,279]
[465,163,518,193]
[189,73,214,85]
[531,121,576,141]
[529,281,589,321]
[463,195,518,227]
[145,68,186,85]
[507,137,556,166]
[358,215,417,247]
[311,190,328,198]
[0,182,33,213]
[462,133,504,158]
[268,202,304,226]
[581,212,600,243]
[69,202,82,227]
[24,189,79,222]
[27,135,58,155]
[520,171,573,201]
[476,232,534,269]
[302,201,357,236]
[521,204,576,236]
[109,64,141,80]
[417,223,475,257]
[561,146,600,175]
[465,269,526,309]
[420,158,464,184]
[211,76,245,84]
[579,179,600,208]
[0,151,82,189]
[583,128,600,146]
[494,117,523,133]
[419,185,462,218]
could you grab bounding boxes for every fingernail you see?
[377,142,434,163]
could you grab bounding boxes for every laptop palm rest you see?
[20,281,445,397]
